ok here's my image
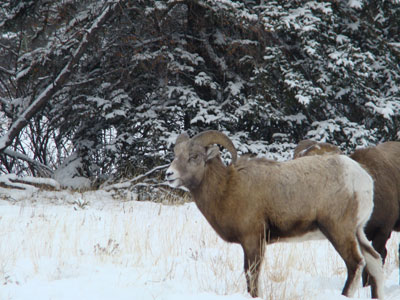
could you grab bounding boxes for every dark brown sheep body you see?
[350,142,400,259]
[166,131,384,299]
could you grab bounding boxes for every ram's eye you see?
[189,154,199,162]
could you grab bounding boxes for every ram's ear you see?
[206,145,220,161]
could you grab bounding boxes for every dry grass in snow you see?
[0,189,399,300]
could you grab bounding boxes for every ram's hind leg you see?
[319,225,365,297]
[337,239,365,297]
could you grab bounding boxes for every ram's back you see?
[232,154,373,230]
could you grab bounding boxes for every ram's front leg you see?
[242,234,265,298]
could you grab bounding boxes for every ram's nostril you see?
[165,170,175,180]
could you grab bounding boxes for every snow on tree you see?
[0,0,399,186]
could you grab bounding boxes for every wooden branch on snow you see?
[0,1,119,152]
[103,164,170,191]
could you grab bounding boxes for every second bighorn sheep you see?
[293,139,342,158]
[166,130,384,299]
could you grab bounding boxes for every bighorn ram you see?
[294,139,400,285]
[166,130,384,299]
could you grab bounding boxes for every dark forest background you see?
[0,0,399,188]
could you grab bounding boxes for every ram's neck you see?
[191,158,231,228]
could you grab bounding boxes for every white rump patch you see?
[338,155,374,226]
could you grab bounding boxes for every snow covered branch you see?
[0,0,119,153]
[0,174,60,191]
[0,66,14,76]
[2,149,53,177]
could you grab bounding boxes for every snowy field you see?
[0,188,399,300]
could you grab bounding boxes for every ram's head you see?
[166,130,237,190]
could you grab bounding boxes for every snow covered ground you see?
[0,188,399,300]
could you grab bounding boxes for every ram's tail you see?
[356,227,384,299]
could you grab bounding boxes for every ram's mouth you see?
[166,178,181,188]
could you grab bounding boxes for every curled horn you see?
[175,132,190,145]
[192,130,237,164]
[174,132,190,152]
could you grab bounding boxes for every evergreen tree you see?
[0,0,399,186]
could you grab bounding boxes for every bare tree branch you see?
[0,66,14,76]
[2,148,53,177]
[0,1,119,152]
